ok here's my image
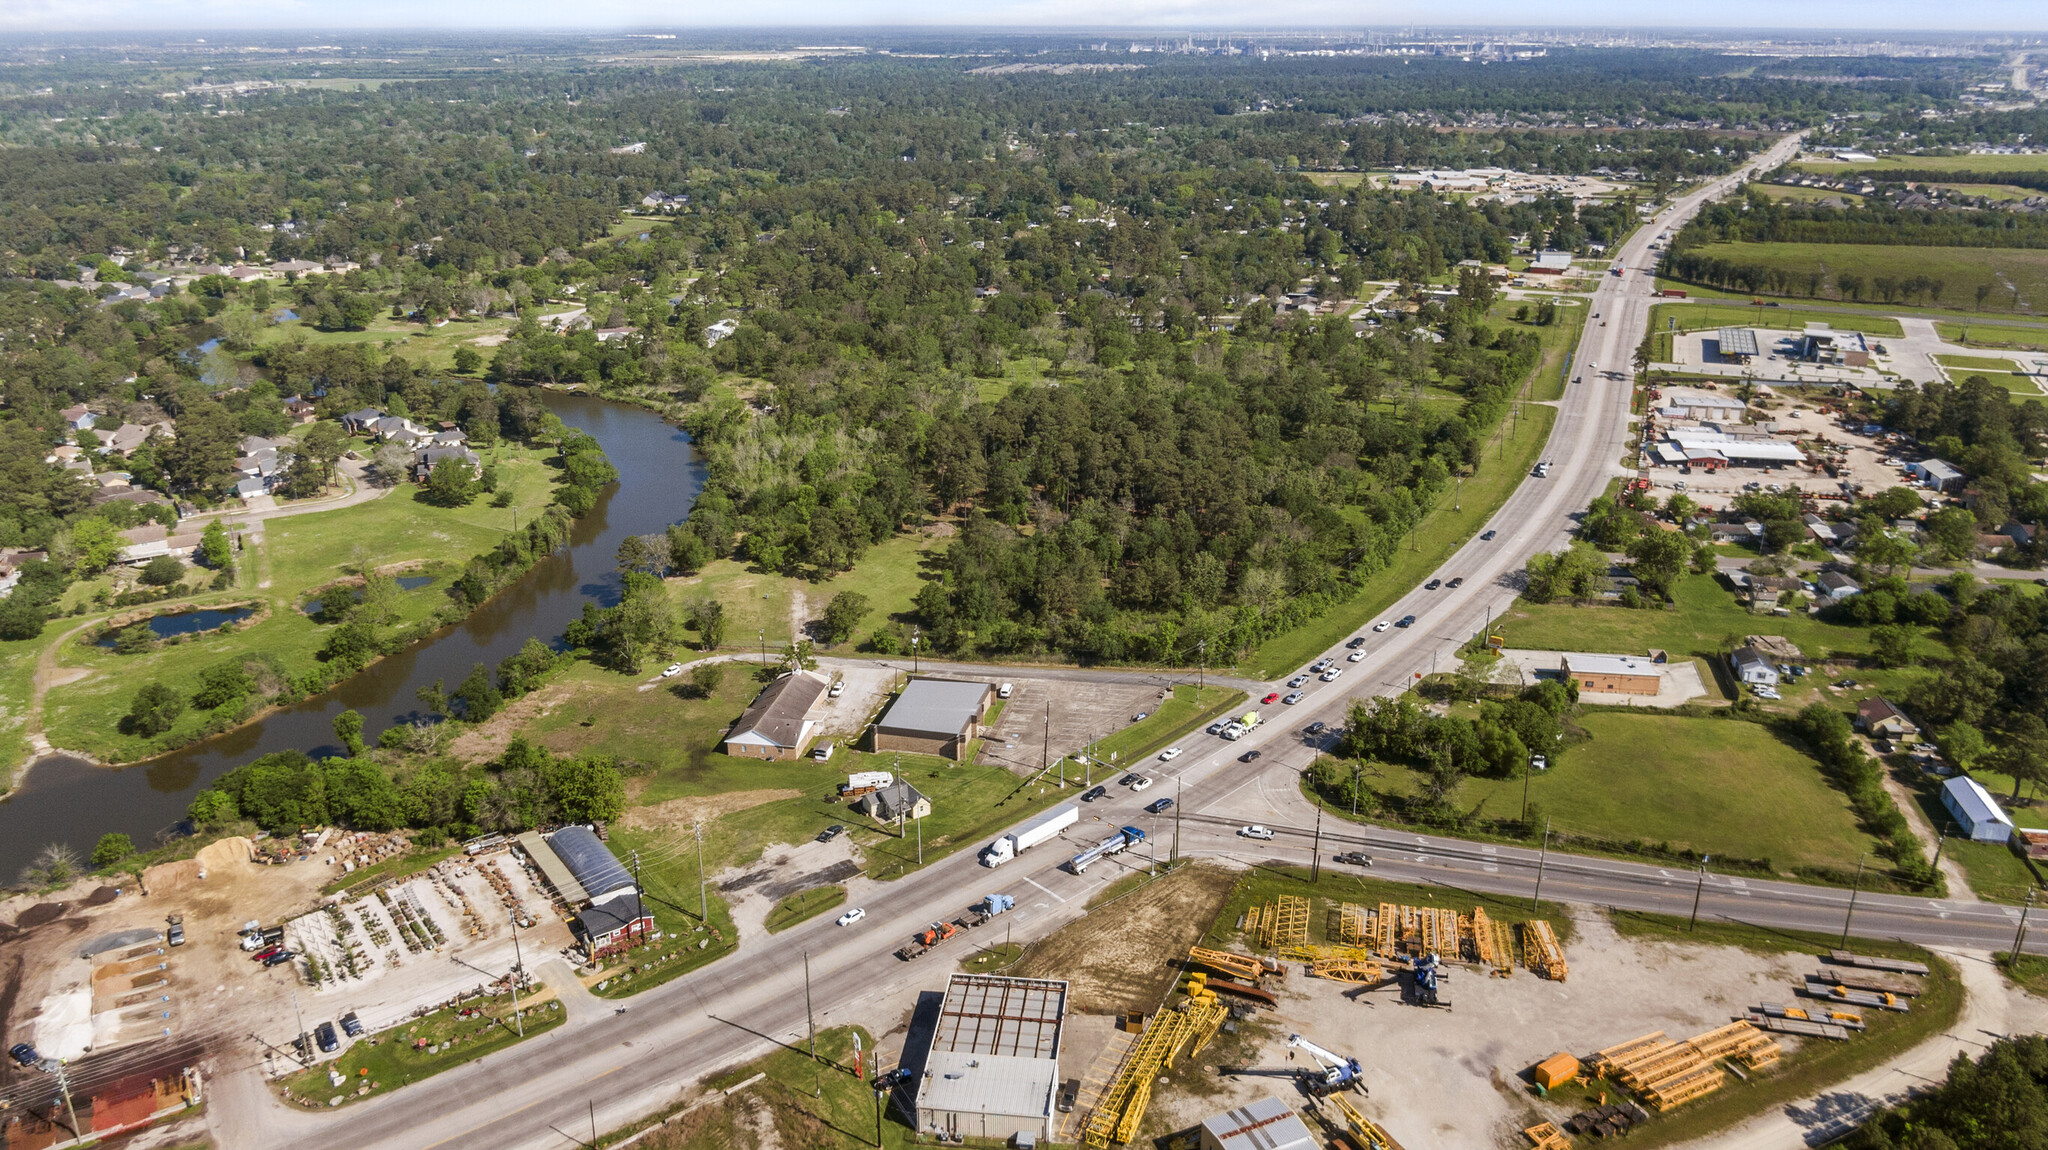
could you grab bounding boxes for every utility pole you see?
[917,816,923,866]
[1840,853,1868,949]
[510,915,527,1038]
[874,1086,887,1147]
[1689,856,1711,932]
[1172,776,1183,863]
[1520,760,1533,827]
[1350,763,1359,816]
[1530,818,1552,910]
[291,988,311,1066]
[53,1061,81,1140]
[759,628,766,669]
[694,821,707,923]
[1931,820,1954,871]
[1198,640,1206,692]
[2010,891,2035,971]
[804,951,820,1097]
[1310,795,1324,884]
[1045,702,1053,786]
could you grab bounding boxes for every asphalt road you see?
[215,131,2048,1150]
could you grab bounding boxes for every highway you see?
[212,129,2048,1150]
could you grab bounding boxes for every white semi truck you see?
[979,803,1079,867]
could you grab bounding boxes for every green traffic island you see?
[274,985,566,1108]
[765,884,849,934]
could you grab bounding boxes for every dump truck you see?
[896,920,960,961]
[961,893,1016,927]
[979,802,1079,867]
[1067,826,1146,874]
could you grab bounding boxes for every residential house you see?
[854,780,931,823]
[1804,515,1854,549]
[721,671,829,759]
[234,476,269,501]
[1708,520,1765,545]
[1855,697,1920,744]
[2003,522,2037,549]
[1730,645,1780,687]
[341,407,386,434]
[100,421,171,457]
[1816,572,1861,601]
[372,416,431,447]
[704,318,740,347]
[413,444,483,482]
[593,327,635,343]
[1739,573,1803,611]
[61,404,97,431]
[283,396,318,423]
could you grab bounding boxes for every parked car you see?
[340,1012,364,1038]
[1262,692,1281,705]
[836,908,867,927]
[252,945,284,963]
[1372,621,1391,632]
[1146,798,1174,814]
[660,663,683,678]
[1530,753,1548,771]
[1238,750,1262,763]
[1347,651,1364,662]
[1754,686,1782,701]
[262,950,297,968]
[316,1022,339,1054]
[1238,825,1276,841]
[1445,577,1464,589]
[1425,579,1442,590]
[10,1043,39,1068]
[829,680,845,698]
[1082,785,1108,801]
[1158,747,1183,761]
[998,682,1013,699]
[1131,711,1149,722]
[816,824,845,843]
[1306,721,1326,735]
[1480,530,1497,541]
[1129,776,1154,792]
[1345,637,1367,649]
[1058,1078,1081,1114]
[166,914,185,947]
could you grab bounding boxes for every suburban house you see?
[61,404,97,431]
[1729,645,1780,687]
[283,396,318,423]
[1905,458,1966,493]
[854,780,931,823]
[372,416,432,446]
[1558,652,1661,696]
[1855,697,1921,744]
[1740,573,1803,612]
[1940,776,2016,843]
[873,679,996,761]
[1804,515,1854,549]
[721,671,828,759]
[100,421,172,457]
[116,523,205,566]
[341,407,386,434]
[704,318,740,347]
[413,444,483,482]
[1816,572,1861,601]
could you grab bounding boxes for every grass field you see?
[1681,242,2048,317]
[765,884,847,932]
[1648,300,1904,337]
[274,988,565,1106]
[257,312,516,373]
[1792,153,2048,175]
[1934,182,2042,202]
[0,632,44,790]
[1935,320,2048,352]
[40,446,559,763]
[1083,684,1247,770]
[667,532,939,652]
[645,1026,922,1150]
[1247,403,1557,678]
[1937,353,2026,372]
[1755,183,1865,206]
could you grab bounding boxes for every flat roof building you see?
[1197,1096,1318,1150]
[874,679,995,761]
[1659,387,1748,423]
[723,671,827,759]
[1715,327,1759,361]
[1661,431,1804,470]
[1797,323,1871,367]
[913,975,1067,1145]
[1559,652,1662,696]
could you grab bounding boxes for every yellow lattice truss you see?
[1244,903,1274,948]
[1310,957,1386,983]
[1187,946,1264,980]
[1523,919,1568,980]
[1329,1092,1403,1150]
[1081,1003,1221,1147]
[1523,1121,1572,1150]
[1333,902,1370,945]
[1374,902,1400,954]
[1273,895,1311,948]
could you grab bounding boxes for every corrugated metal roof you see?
[1198,1096,1318,1150]
[515,830,587,904]
[545,826,636,903]
[1942,776,2012,829]
[878,680,992,739]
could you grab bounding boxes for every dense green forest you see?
[1843,1035,2048,1150]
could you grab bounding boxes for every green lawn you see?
[1083,684,1248,771]
[667,532,940,653]
[40,445,559,763]
[663,1026,922,1150]
[1934,182,2043,202]
[1495,571,1938,669]
[259,313,515,373]
[1679,242,2048,317]
[1756,183,1865,207]
[0,632,44,790]
[1792,153,2048,175]
[1934,320,2048,352]
[1648,301,1905,337]
[274,986,565,1106]
[1248,403,1558,678]
[765,884,848,932]
[1935,353,2025,372]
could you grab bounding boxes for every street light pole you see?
[911,628,920,676]
[1309,779,1324,884]
[694,820,707,924]
[1840,853,1868,949]
[1689,856,1711,932]
[1172,776,1183,864]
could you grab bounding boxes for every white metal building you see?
[912,975,1067,1145]
[1941,776,2016,843]
[1197,1096,1318,1150]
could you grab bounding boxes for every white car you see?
[1238,825,1276,841]
[660,663,683,678]
[835,908,866,927]
[1754,686,1783,701]
[1129,776,1154,792]
[1372,621,1391,633]
[828,680,845,698]
[1158,747,1183,761]
[1347,651,1364,662]
[998,682,1013,699]
[1320,669,1342,682]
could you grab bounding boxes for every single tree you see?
[125,682,187,736]
[821,591,872,645]
[139,554,185,586]
[91,833,135,869]
[334,709,365,756]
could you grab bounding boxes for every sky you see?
[1,0,2044,33]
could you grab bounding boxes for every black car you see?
[1398,614,1416,627]
[315,1022,339,1054]
[1058,1078,1081,1114]
[816,824,845,843]
[1334,851,1373,867]
[1146,797,1174,814]
[1480,530,1497,541]
[1082,785,1108,802]
[1345,637,1367,650]
[1238,750,1262,763]
[340,1012,364,1038]
[1446,577,1464,589]
[262,950,297,968]
[9,1043,39,1068]
[1424,579,1441,590]
[1119,773,1142,786]
[1305,721,1326,735]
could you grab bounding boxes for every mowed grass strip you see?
[765,884,848,933]
[1934,320,2048,352]
[1791,153,2048,175]
[1648,300,1904,336]
[1936,353,2025,372]
[275,988,565,1106]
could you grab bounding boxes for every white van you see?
[998,682,1013,699]
[812,742,835,762]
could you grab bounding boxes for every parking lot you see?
[973,676,1176,775]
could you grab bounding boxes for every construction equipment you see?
[1069,826,1146,874]
[1327,1092,1404,1150]
[1531,1053,1580,1091]
[1188,947,1266,981]
[894,920,959,961]
[1272,895,1311,948]
[1082,1003,1221,1148]
[1523,1121,1572,1150]
[1289,1034,1364,1096]
[1522,920,1568,980]
[1406,953,1447,1008]
[1331,902,1370,945]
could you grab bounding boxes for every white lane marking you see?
[1023,876,1068,904]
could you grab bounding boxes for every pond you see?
[2,391,702,877]
[96,606,255,646]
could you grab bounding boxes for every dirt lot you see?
[1642,398,1919,514]
[1009,862,1237,1016]
[974,677,1170,776]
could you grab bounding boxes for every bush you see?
[123,681,186,736]
[91,833,134,868]
[139,555,185,586]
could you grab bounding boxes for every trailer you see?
[979,802,1079,867]
[1068,826,1147,874]
[896,920,960,961]
[960,893,1016,927]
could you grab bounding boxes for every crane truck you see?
[1067,826,1146,874]
[1288,1034,1364,1096]
[979,803,1079,867]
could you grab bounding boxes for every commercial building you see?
[722,671,828,759]
[1658,387,1748,423]
[516,826,655,953]
[1197,1096,1318,1150]
[873,679,995,760]
[1941,776,2016,843]
[1714,327,1760,363]
[912,975,1067,1144]
[1796,323,1870,367]
[1559,653,1662,696]
[1653,430,1805,472]
[1527,250,1574,274]
[1905,458,1966,493]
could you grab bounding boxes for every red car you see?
[1261,692,1280,705]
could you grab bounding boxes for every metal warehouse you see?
[516,825,654,954]
[912,974,1067,1144]
[873,679,995,760]
[1197,1096,1318,1150]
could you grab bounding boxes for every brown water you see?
[0,391,701,879]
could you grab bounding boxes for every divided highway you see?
[223,131,2041,1150]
